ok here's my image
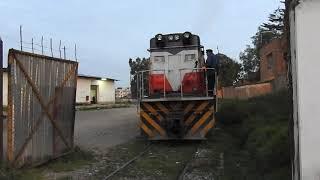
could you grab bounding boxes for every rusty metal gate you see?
[7,49,78,167]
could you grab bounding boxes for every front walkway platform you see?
[141,96,215,102]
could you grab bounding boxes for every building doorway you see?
[90,85,98,104]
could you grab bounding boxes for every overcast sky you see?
[0,0,282,87]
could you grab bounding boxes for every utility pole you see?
[74,44,77,61]
[41,36,44,55]
[59,40,62,58]
[19,25,23,51]
[0,37,3,161]
[63,46,66,59]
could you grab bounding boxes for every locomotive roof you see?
[149,32,202,52]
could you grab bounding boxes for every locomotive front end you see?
[136,32,217,140]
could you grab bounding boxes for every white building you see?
[289,0,320,179]
[77,74,116,104]
[2,69,117,105]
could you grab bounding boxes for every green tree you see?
[253,8,284,50]
[261,8,285,34]
[129,57,150,98]
[239,45,259,75]
[217,53,241,87]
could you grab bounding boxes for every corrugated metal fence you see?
[7,49,78,167]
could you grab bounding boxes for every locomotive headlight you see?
[168,35,174,41]
[174,34,180,40]
[155,34,165,47]
[183,32,191,39]
[183,32,192,44]
[156,34,163,41]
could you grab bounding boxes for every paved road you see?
[74,107,139,153]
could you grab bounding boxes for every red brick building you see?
[260,38,288,82]
[219,37,288,99]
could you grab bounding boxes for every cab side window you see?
[154,56,165,63]
[185,54,196,62]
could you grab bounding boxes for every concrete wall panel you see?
[292,1,320,179]
[76,78,91,104]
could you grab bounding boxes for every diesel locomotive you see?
[136,32,217,140]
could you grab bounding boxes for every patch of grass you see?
[206,90,291,180]
[0,164,44,180]
[44,146,95,172]
[94,140,198,180]
[16,169,44,180]
[77,103,131,111]
[95,140,150,179]
[115,100,133,105]
[111,104,131,108]
[57,177,73,180]
[111,142,198,180]
[0,147,95,180]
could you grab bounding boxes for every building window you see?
[185,54,196,62]
[154,56,165,63]
[267,53,274,70]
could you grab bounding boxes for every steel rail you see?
[176,143,202,180]
[103,143,153,180]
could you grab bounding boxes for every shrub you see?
[217,90,291,179]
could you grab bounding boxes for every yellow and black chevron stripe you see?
[139,100,216,139]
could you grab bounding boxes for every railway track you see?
[176,145,200,180]
[102,143,153,180]
[102,142,201,180]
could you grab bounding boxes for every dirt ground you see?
[74,107,139,153]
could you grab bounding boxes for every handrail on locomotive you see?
[134,67,218,100]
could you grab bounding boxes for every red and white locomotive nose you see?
[149,32,206,96]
